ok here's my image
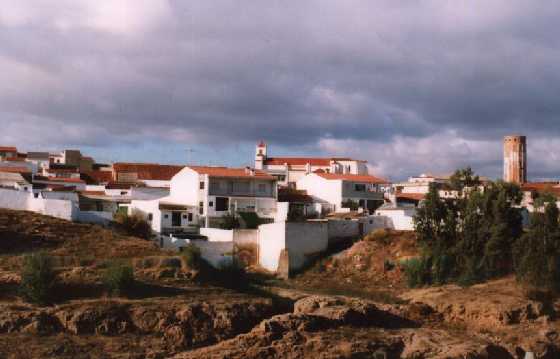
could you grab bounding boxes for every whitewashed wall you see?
[327,220,360,239]
[275,202,289,222]
[258,222,286,271]
[76,211,113,225]
[285,222,329,270]
[200,228,234,242]
[374,208,416,231]
[190,239,233,268]
[0,188,29,210]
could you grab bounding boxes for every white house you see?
[296,172,388,214]
[129,197,198,235]
[169,165,278,227]
[254,141,369,187]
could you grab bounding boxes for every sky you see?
[1,1,560,181]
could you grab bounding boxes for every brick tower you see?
[503,135,527,184]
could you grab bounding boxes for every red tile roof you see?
[0,146,17,152]
[35,177,85,184]
[396,193,426,201]
[113,163,184,181]
[188,166,275,180]
[315,173,389,184]
[278,188,314,203]
[83,170,113,184]
[264,157,332,166]
[0,166,31,174]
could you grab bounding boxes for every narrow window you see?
[188,213,193,221]
[148,213,153,221]
[199,181,205,190]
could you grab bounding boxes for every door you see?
[172,212,181,227]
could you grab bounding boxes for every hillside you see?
[0,209,559,358]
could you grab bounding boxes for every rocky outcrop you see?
[173,295,515,359]
[0,298,277,350]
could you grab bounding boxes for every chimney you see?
[245,166,255,176]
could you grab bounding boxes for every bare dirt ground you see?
[1,210,560,358]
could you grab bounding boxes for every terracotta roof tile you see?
[188,166,275,180]
[113,163,184,181]
[0,147,17,152]
[0,166,31,174]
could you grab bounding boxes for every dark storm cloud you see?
[1,1,560,178]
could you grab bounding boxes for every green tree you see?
[449,167,481,192]
[514,201,560,293]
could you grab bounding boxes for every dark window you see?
[188,213,193,221]
[199,181,205,190]
[148,213,153,221]
[354,184,366,192]
[358,199,366,208]
[215,197,229,211]
[34,193,39,198]
[182,214,187,219]
[209,201,214,207]
[164,214,169,219]
[199,201,204,215]
[121,191,127,195]
[172,212,181,227]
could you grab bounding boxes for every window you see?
[182,214,187,219]
[354,184,366,192]
[172,212,181,227]
[188,213,193,221]
[215,197,229,211]
[120,191,127,195]
[257,183,267,193]
[34,193,39,198]
[148,213,153,221]
[164,214,169,219]
[209,201,214,207]
[199,201,204,215]
[199,181,205,190]
[232,181,250,193]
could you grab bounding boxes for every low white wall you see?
[0,188,29,211]
[40,199,75,221]
[275,202,289,222]
[257,221,329,272]
[327,220,360,239]
[76,211,113,225]
[374,208,416,231]
[190,240,233,268]
[200,228,234,242]
[0,188,75,221]
[285,222,328,270]
[258,222,286,272]
[360,216,387,234]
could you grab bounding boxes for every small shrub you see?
[403,257,432,288]
[114,211,152,239]
[103,260,135,296]
[20,252,57,305]
[220,213,240,230]
[181,244,202,269]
